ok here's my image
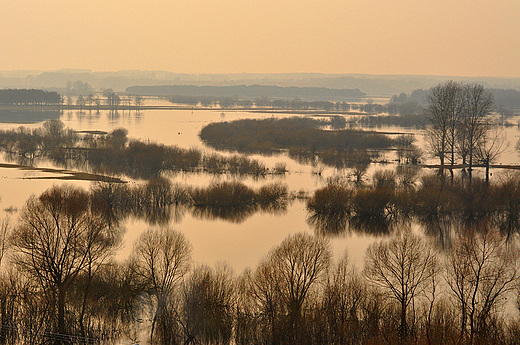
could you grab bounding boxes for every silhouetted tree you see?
[445,227,520,344]
[460,84,495,179]
[11,185,122,338]
[248,233,331,344]
[425,81,464,168]
[364,227,438,339]
[181,264,235,344]
[130,228,192,345]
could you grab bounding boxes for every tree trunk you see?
[485,159,490,184]
[57,286,67,344]
[400,300,407,339]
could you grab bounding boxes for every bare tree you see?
[180,263,235,345]
[103,89,121,109]
[10,185,121,337]
[130,228,192,344]
[247,233,331,344]
[76,94,86,109]
[134,95,144,109]
[425,80,464,168]
[364,227,438,338]
[445,227,520,344]
[460,84,495,178]
[86,94,94,108]
[425,82,495,181]
[0,218,10,266]
[320,252,367,344]
[474,123,508,183]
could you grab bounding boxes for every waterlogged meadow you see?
[2,102,520,343]
[1,104,520,268]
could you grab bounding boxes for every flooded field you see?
[1,101,520,271]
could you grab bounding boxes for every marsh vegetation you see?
[3,81,520,344]
[0,120,287,179]
[2,185,520,344]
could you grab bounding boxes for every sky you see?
[1,0,519,77]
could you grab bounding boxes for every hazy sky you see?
[1,0,519,77]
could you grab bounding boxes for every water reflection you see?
[0,108,61,123]
[89,179,291,227]
[307,210,397,236]
[307,211,350,235]
[3,106,520,273]
[306,172,520,245]
[191,205,257,223]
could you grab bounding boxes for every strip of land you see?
[0,163,125,183]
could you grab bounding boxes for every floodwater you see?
[1,101,520,272]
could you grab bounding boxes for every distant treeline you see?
[490,88,520,110]
[391,87,520,113]
[126,84,366,100]
[167,95,357,111]
[0,89,61,105]
[356,113,428,128]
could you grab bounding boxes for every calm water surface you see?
[1,104,519,272]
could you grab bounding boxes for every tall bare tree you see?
[461,84,495,178]
[246,233,331,344]
[474,124,508,183]
[10,185,121,337]
[425,80,464,168]
[445,227,520,344]
[130,228,192,344]
[364,227,438,338]
[320,252,367,344]
[181,263,235,345]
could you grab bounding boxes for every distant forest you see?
[0,89,61,105]
[392,88,520,111]
[125,84,366,101]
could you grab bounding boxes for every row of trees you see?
[1,184,520,344]
[166,94,419,114]
[0,89,62,105]
[425,81,505,180]
[66,91,143,110]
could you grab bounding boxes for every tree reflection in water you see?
[308,172,520,251]
[90,179,290,226]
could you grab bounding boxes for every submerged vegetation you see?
[0,120,286,180]
[4,81,520,344]
[306,171,520,243]
[199,117,418,168]
[200,117,395,153]
[91,178,290,224]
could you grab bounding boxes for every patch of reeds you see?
[199,117,395,169]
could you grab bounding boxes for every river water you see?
[1,101,520,272]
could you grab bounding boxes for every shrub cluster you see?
[91,178,290,225]
[307,171,520,241]
[200,117,394,153]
